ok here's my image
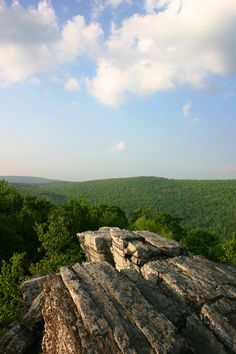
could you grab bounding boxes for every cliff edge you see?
[1,227,236,354]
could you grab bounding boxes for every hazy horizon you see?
[1,174,236,184]
[1,0,236,181]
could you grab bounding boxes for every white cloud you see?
[55,15,103,63]
[182,101,191,118]
[65,77,80,91]
[110,141,126,152]
[1,0,236,107]
[89,0,236,105]
[0,1,102,84]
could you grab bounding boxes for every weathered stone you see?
[0,292,44,354]
[181,314,228,354]
[1,228,236,354]
[77,227,114,265]
[141,256,236,306]
[112,250,140,271]
[42,262,189,354]
[201,298,236,353]
[0,324,37,354]
[110,227,144,250]
[141,256,236,353]
[79,227,187,272]
[126,241,161,259]
[21,275,46,312]
[135,231,186,257]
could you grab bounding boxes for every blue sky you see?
[0,0,236,181]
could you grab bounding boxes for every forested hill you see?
[14,176,236,237]
[0,176,64,184]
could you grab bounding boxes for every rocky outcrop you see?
[41,255,236,354]
[78,227,186,271]
[21,275,47,312]
[0,277,46,354]
[77,227,114,265]
[1,227,236,354]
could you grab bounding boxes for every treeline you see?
[14,176,236,238]
[0,180,235,335]
[131,208,236,265]
[0,180,127,334]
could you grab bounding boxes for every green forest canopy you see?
[0,179,236,333]
[13,176,236,238]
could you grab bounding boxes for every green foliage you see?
[14,176,236,238]
[131,215,157,232]
[131,210,185,241]
[218,233,236,265]
[30,215,84,275]
[1,178,235,338]
[91,204,128,229]
[0,181,53,261]
[30,252,82,275]
[182,229,220,260]
[62,198,94,235]
[60,199,128,234]
[0,253,25,331]
[17,195,54,259]
[36,215,72,255]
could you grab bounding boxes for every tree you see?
[17,195,53,260]
[131,215,157,233]
[131,210,185,241]
[93,204,128,229]
[219,233,236,265]
[0,253,25,334]
[62,198,92,235]
[30,215,84,275]
[182,228,220,260]
[154,212,185,241]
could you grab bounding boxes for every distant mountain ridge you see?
[0,176,66,184]
[12,176,236,237]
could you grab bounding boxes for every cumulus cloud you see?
[1,0,236,107]
[182,101,191,118]
[110,141,126,152]
[89,0,236,105]
[65,77,80,91]
[0,1,102,84]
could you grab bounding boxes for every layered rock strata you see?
[77,227,186,271]
[1,228,236,354]
[42,257,235,353]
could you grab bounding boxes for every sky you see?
[0,0,236,181]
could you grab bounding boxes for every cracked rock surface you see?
[1,228,236,354]
[78,227,186,271]
[41,255,236,354]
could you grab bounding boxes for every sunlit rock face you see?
[1,228,236,354]
[77,227,186,271]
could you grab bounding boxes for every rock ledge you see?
[1,227,236,354]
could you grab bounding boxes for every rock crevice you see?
[1,227,236,354]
